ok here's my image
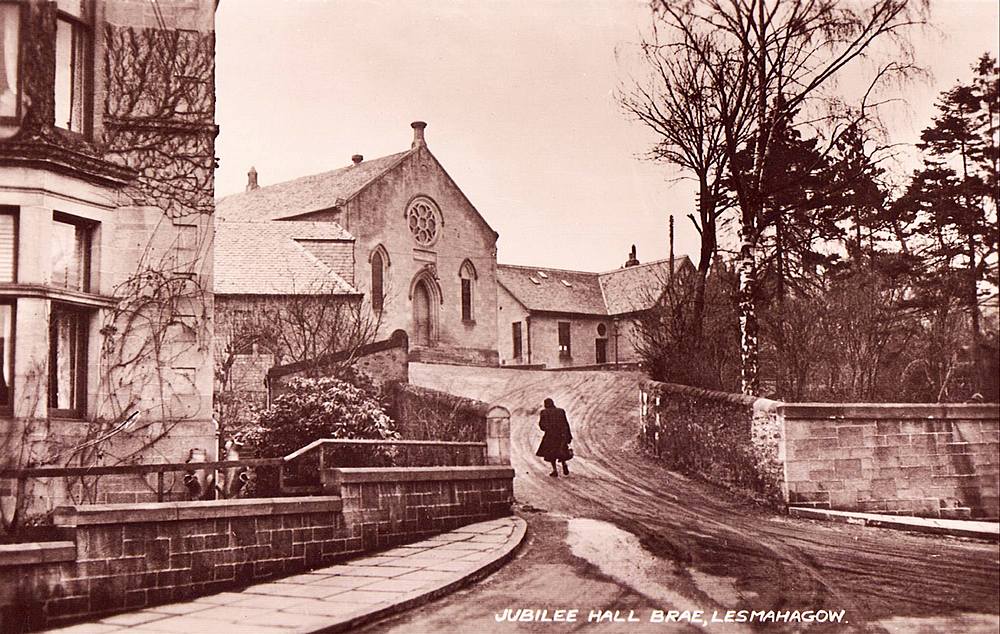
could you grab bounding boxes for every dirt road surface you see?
[360,364,999,633]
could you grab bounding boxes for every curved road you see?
[362,365,999,633]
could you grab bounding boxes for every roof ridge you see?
[597,256,680,276]
[214,148,413,203]
[497,263,600,277]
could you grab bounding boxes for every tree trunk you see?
[692,184,716,342]
[738,235,760,396]
[968,235,983,395]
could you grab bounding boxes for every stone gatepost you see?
[485,405,511,465]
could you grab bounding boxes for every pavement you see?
[788,506,1000,542]
[46,516,527,634]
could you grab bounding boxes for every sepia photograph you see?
[0,0,997,632]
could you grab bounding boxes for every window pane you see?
[371,252,383,311]
[461,279,472,320]
[512,322,522,358]
[51,218,89,291]
[0,212,14,282]
[558,322,571,354]
[0,304,11,407]
[55,18,86,132]
[0,5,19,118]
[57,0,85,18]
[49,307,86,412]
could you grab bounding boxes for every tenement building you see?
[497,248,694,368]
[215,122,500,368]
[0,0,217,508]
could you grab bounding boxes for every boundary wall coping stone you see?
[641,379,783,412]
[777,403,999,420]
[329,465,515,485]
[0,541,76,567]
[51,495,343,527]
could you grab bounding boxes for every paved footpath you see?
[47,516,526,634]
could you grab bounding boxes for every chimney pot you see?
[411,121,427,148]
[625,244,640,268]
[352,154,363,165]
[246,166,259,192]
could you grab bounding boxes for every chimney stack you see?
[411,121,427,148]
[625,244,640,268]
[351,154,364,165]
[246,166,259,192]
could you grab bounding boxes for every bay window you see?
[0,302,12,409]
[0,207,15,282]
[0,1,20,122]
[51,213,92,291]
[49,304,88,416]
[55,0,91,134]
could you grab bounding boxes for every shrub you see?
[233,376,399,491]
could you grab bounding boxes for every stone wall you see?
[328,466,515,551]
[0,465,514,631]
[639,381,1000,518]
[267,329,410,400]
[783,404,999,519]
[639,381,784,503]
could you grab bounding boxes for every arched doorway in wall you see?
[413,279,432,346]
[409,269,441,347]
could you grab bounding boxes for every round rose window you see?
[406,198,440,246]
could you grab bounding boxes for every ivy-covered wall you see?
[639,380,784,504]
[384,383,492,466]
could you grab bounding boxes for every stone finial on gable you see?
[246,166,259,192]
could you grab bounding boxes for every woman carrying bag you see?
[535,398,573,477]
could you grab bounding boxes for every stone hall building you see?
[496,249,694,368]
[214,122,500,368]
[0,0,218,493]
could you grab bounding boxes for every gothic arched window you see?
[459,260,477,322]
[370,245,390,312]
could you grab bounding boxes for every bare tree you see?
[619,33,729,339]
[644,0,926,394]
[214,282,385,436]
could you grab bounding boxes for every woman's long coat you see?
[535,406,573,461]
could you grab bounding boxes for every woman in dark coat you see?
[535,398,573,477]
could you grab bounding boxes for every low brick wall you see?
[0,465,514,631]
[783,404,999,519]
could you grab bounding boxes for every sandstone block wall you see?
[330,466,515,551]
[0,465,515,631]
[639,380,999,518]
[782,404,999,519]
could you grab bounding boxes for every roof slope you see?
[599,257,690,315]
[498,257,691,316]
[215,151,412,221]
[214,221,358,295]
[497,265,606,315]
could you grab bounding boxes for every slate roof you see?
[497,265,607,315]
[497,257,691,316]
[599,257,690,315]
[214,221,358,295]
[215,151,413,222]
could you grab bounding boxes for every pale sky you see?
[214,0,1000,272]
